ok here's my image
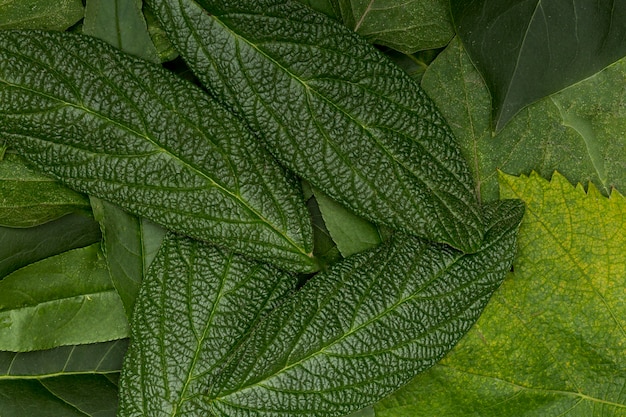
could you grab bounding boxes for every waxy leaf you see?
[0,154,90,227]
[375,172,626,416]
[118,234,298,416]
[202,200,522,416]
[148,0,484,253]
[0,0,84,31]
[0,30,316,272]
[451,0,626,130]
[0,244,128,352]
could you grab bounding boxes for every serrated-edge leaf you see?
[0,30,316,272]
[147,0,484,253]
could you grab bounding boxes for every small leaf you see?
[203,200,522,416]
[375,172,626,416]
[0,30,316,273]
[0,212,101,279]
[0,0,84,31]
[117,234,298,416]
[147,0,484,253]
[0,244,128,352]
[0,153,91,228]
[337,0,454,53]
[0,340,128,378]
[451,0,626,130]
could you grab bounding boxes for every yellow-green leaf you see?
[375,171,626,416]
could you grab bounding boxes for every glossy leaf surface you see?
[0,30,316,272]
[0,153,90,227]
[203,200,522,416]
[148,0,484,253]
[376,172,626,416]
[0,0,84,31]
[0,244,128,352]
[118,234,298,416]
[451,0,626,130]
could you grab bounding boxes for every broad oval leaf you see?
[118,233,298,416]
[147,0,484,253]
[451,0,626,130]
[0,30,316,273]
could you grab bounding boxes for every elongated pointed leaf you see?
[0,30,316,273]
[118,233,298,417]
[147,0,484,253]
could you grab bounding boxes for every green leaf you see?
[0,244,128,352]
[421,38,626,201]
[200,200,522,416]
[0,30,316,273]
[0,375,119,417]
[451,0,626,130]
[147,0,484,253]
[143,3,179,62]
[337,0,454,53]
[313,187,382,257]
[0,153,91,227]
[306,193,342,267]
[0,212,101,279]
[296,0,341,19]
[0,340,128,378]
[375,172,626,416]
[0,0,84,31]
[117,234,298,416]
[83,0,159,63]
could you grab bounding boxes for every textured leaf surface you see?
[337,0,453,53]
[0,375,119,417]
[451,0,626,130]
[148,0,484,253]
[0,153,90,227]
[0,0,84,31]
[375,172,626,416]
[0,340,128,378]
[0,212,101,279]
[202,200,523,417]
[0,30,316,272]
[117,234,298,417]
[421,38,626,202]
[0,244,128,352]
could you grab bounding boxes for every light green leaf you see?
[200,200,522,416]
[0,212,101,279]
[0,340,128,378]
[421,38,625,202]
[0,0,84,31]
[118,234,298,416]
[375,172,626,416]
[147,0,484,253]
[83,0,159,63]
[0,153,90,227]
[337,0,454,53]
[0,30,316,273]
[0,244,128,352]
[0,375,119,417]
[313,187,382,257]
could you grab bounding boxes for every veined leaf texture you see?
[147,0,485,253]
[0,30,316,273]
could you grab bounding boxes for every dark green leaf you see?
[201,200,521,416]
[0,30,317,273]
[306,193,342,267]
[143,3,179,61]
[0,212,101,279]
[0,0,84,31]
[451,0,626,130]
[118,233,298,416]
[147,0,484,253]
[337,0,454,53]
[0,340,128,377]
[296,0,341,19]
[0,153,91,227]
[0,244,128,352]
[0,375,119,417]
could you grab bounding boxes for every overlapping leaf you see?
[0,30,316,272]
[0,0,83,31]
[375,172,626,416]
[147,0,484,253]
